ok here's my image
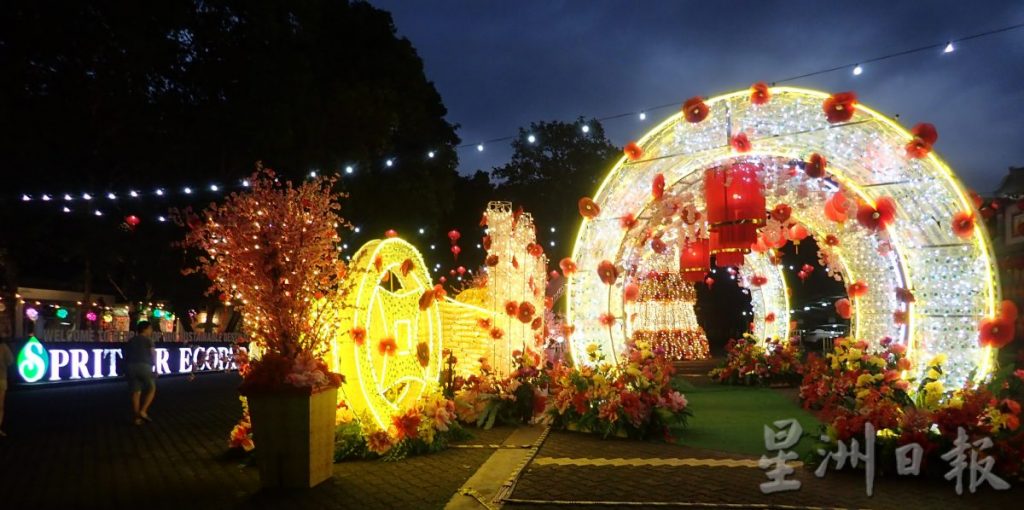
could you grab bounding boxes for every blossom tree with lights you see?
[179,164,349,393]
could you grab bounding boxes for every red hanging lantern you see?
[679,238,710,282]
[705,163,765,267]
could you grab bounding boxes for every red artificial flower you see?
[825,234,840,247]
[730,133,752,153]
[682,96,709,123]
[400,258,414,276]
[907,123,938,157]
[527,243,544,257]
[835,298,853,319]
[418,289,436,310]
[771,203,792,222]
[805,153,827,178]
[750,274,768,287]
[433,284,447,298]
[477,318,492,330]
[650,237,668,254]
[847,280,869,299]
[750,82,771,105]
[620,213,637,230]
[517,301,536,324]
[856,196,897,231]
[578,197,601,219]
[895,287,916,303]
[624,142,644,161]
[652,173,666,200]
[979,317,1014,348]
[512,256,519,269]
[623,282,640,302]
[416,341,430,368]
[482,235,492,251]
[823,91,857,123]
[392,410,421,441]
[599,313,617,327]
[378,337,397,356]
[531,317,543,330]
[505,301,518,316]
[559,257,578,276]
[951,211,975,239]
[349,326,367,346]
[486,254,499,266]
[765,312,776,323]
[597,260,619,285]
[490,328,504,340]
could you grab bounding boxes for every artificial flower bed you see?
[452,348,548,429]
[800,337,1024,479]
[545,341,692,441]
[709,334,804,386]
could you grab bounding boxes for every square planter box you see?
[247,386,338,489]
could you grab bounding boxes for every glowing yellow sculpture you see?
[331,238,442,429]
[568,86,1000,386]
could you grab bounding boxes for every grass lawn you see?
[674,379,822,458]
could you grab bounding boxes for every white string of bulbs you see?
[14,21,1023,222]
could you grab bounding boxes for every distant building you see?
[988,166,1024,337]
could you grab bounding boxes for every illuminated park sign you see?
[14,336,243,385]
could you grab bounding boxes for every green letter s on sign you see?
[17,336,49,383]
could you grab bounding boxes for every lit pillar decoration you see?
[705,163,765,267]
[478,201,548,376]
[626,272,709,361]
[679,238,710,282]
[330,237,443,430]
[568,86,1000,390]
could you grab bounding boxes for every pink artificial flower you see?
[659,391,689,412]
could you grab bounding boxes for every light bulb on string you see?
[157,216,166,222]
[476,144,484,152]
[62,206,70,213]
[309,170,317,178]
[83,193,92,200]
[944,42,955,53]
[183,187,192,194]
[241,179,250,187]
[155,189,164,196]
[418,228,425,234]
[345,166,354,174]
[385,159,394,167]
[210,184,219,192]
[64,194,73,201]
[581,124,591,134]
[107,192,116,200]
[94,210,103,217]
[638,112,647,120]
[41,194,51,201]
[21,194,30,202]
[852,64,863,76]
[527,134,536,143]
[129,190,139,198]
[427,151,435,158]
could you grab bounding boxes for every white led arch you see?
[568,87,1000,386]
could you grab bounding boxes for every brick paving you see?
[0,374,510,510]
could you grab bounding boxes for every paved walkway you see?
[0,374,511,510]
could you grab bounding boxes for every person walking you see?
[125,321,156,425]
[0,337,14,436]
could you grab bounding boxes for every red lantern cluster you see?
[705,163,765,267]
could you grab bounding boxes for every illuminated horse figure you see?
[567,87,1001,387]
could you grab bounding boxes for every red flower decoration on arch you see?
[750,82,771,105]
[349,326,366,346]
[951,211,975,239]
[597,260,619,285]
[805,153,827,178]
[750,274,768,287]
[620,213,637,230]
[624,142,644,161]
[682,97,709,123]
[771,203,792,223]
[652,173,666,201]
[623,282,640,302]
[505,300,518,316]
[559,257,578,276]
[847,281,869,299]
[856,197,897,231]
[979,317,1014,348]
[578,197,601,219]
[730,133,752,153]
[517,302,536,324]
[823,91,857,123]
[378,337,397,356]
[599,313,617,327]
[835,298,852,319]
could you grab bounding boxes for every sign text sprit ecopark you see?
[14,336,244,385]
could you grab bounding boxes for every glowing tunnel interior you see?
[567,87,1000,386]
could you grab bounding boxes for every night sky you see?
[372,0,1024,192]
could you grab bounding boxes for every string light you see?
[476,144,484,152]
[418,228,425,234]
[106,192,116,200]
[241,179,250,187]
[129,190,139,197]
[64,194,73,201]
[157,216,166,222]
[82,193,92,200]
[94,210,102,217]
[385,159,394,167]
[852,64,863,76]
[581,124,590,134]
[62,206,70,213]
[639,112,647,120]
[527,134,536,143]
[427,151,435,158]
[21,194,30,202]
[210,184,219,192]
[41,194,51,201]
[345,166,354,174]
[155,189,164,196]
[944,42,955,53]
[309,170,317,178]
[183,187,192,194]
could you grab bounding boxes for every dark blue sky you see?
[371,0,1024,192]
